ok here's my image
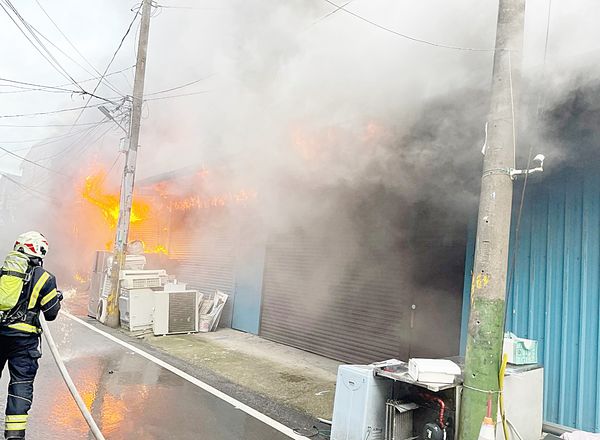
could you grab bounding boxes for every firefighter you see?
[0,231,62,439]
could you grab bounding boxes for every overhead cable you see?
[0,122,109,160]
[313,0,355,24]
[145,75,213,96]
[0,77,81,94]
[68,4,142,131]
[0,173,61,202]
[0,104,99,119]
[0,144,69,177]
[33,0,125,97]
[36,117,111,161]
[0,0,87,93]
[0,120,112,128]
[0,0,116,103]
[321,0,497,52]
[0,66,135,95]
[144,90,210,101]
[153,3,227,11]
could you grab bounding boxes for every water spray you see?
[40,315,106,440]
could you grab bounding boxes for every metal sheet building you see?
[463,166,600,431]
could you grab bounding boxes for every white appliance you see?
[496,366,544,440]
[89,253,149,318]
[153,290,200,336]
[119,288,156,332]
[88,250,112,318]
[331,365,393,440]
[123,255,147,270]
[120,270,167,289]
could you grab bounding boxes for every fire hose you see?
[40,315,106,440]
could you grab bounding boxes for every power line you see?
[28,122,114,190]
[0,120,112,128]
[1,0,116,103]
[0,66,135,95]
[35,117,110,161]
[0,0,87,93]
[0,104,99,119]
[145,90,210,101]
[68,5,142,131]
[0,77,82,94]
[29,25,124,99]
[0,143,69,177]
[154,3,227,11]
[0,173,61,203]
[0,121,108,151]
[0,84,77,94]
[321,0,497,52]
[145,75,213,96]
[33,0,125,97]
[313,0,355,24]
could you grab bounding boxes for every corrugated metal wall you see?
[463,168,600,431]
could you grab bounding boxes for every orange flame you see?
[145,245,169,255]
[73,272,89,284]
[82,172,150,227]
[171,189,258,212]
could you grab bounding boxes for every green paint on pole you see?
[458,297,505,439]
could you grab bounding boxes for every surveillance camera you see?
[533,154,545,164]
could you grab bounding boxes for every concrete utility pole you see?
[104,0,152,328]
[458,1,525,438]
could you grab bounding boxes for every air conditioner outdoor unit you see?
[153,290,200,336]
[120,270,167,289]
[119,288,156,332]
[123,255,147,270]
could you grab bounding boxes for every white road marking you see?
[61,311,309,440]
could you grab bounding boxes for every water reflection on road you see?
[0,315,293,440]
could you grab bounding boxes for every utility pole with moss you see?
[458,1,526,438]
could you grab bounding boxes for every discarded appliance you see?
[503,332,538,365]
[408,358,461,384]
[496,365,543,440]
[153,289,201,336]
[119,269,167,289]
[198,290,228,332]
[331,365,393,440]
[88,251,151,319]
[372,360,543,440]
[87,250,112,318]
[118,287,156,332]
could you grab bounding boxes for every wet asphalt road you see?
[0,314,298,440]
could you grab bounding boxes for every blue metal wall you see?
[462,168,600,431]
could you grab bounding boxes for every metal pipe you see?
[40,316,106,440]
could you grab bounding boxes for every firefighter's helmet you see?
[14,231,49,258]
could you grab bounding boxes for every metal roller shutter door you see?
[260,234,412,364]
[169,220,237,327]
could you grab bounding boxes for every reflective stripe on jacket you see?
[0,265,60,336]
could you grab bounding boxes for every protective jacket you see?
[0,252,60,336]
